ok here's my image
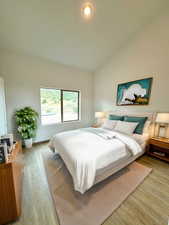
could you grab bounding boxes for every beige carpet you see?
[43,152,152,225]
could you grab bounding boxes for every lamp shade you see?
[156,113,169,124]
[95,112,104,119]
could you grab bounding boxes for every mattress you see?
[95,138,132,170]
[94,131,147,172]
[94,132,146,184]
[49,128,145,193]
[95,150,144,184]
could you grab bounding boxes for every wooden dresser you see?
[0,142,24,225]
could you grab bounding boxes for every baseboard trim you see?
[33,140,50,145]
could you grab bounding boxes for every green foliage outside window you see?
[41,89,78,115]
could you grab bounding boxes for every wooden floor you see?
[11,143,169,225]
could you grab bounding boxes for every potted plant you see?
[15,107,39,148]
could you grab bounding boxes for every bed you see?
[49,112,155,194]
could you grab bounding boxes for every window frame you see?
[61,89,80,123]
[40,88,80,125]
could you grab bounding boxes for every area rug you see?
[43,151,152,225]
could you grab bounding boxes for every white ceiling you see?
[0,0,169,71]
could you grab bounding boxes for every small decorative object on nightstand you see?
[147,137,169,163]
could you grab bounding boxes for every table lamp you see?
[155,113,169,138]
[95,112,105,126]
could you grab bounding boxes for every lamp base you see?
[158,124,168,138]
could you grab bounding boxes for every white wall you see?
[94,10,169,113]
[0,50,93,142]
[0,77,7,135]
[1,9,169,142]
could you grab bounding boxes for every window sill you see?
[41,120,82,127]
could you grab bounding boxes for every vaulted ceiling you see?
[0,0,169,71]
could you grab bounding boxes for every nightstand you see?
[147,137,169,163]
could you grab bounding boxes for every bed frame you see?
[94,111,156,185]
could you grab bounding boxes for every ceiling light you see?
[81,2,94,20]
[84,5,91,17]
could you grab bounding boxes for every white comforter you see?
[49,128,142,194]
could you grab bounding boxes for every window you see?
[62,90,79,122]
[40,88,80,125]
[40,88,61,125]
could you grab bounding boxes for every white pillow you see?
[114,121,138,135]
[102,119,117,130]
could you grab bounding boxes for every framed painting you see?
[116,77,153,106]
